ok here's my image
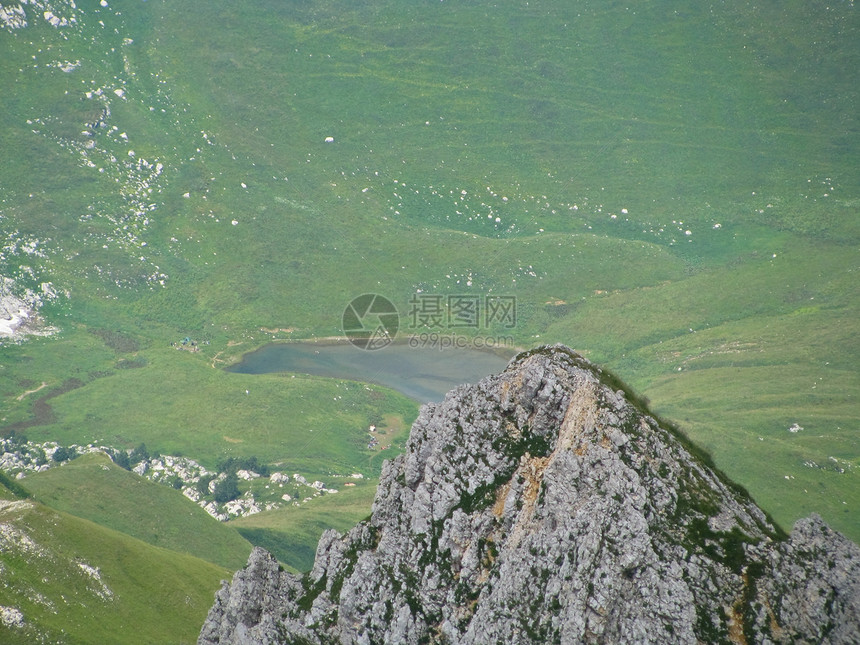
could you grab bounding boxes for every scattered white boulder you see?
[225,498,261,518]
[1,435,356,522]
[0,5,27,30]
[43,11,61,27]
[0,307,29,338]
[78,562,100,580]
[200,501,227,522]
[0,606,24,629]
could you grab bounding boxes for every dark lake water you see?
[226,341,516,403]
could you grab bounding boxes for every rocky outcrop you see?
[199,345,860,644]
[0,277,57,341]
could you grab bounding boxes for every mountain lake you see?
[226,340,517,403]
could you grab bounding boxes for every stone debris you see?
[0,606,25,629]
[0,439,339,522]
[0,276,60,341]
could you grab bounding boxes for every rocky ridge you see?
[199,345,860,644]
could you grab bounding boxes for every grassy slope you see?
[231,481,378,574]
[23,452,253,570]
[541,235,860,534]
[11,344,418,476]
[0,483,229,645]
[0,0,857,575]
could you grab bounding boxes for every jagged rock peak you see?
[199,345,860,644]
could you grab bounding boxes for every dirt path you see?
[16,381,48,401]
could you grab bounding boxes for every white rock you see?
[0,606,24,629]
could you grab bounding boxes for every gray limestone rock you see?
[199,345,860,645]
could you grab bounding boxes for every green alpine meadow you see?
[1,0,857,641]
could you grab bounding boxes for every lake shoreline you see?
[224,337,522,403]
